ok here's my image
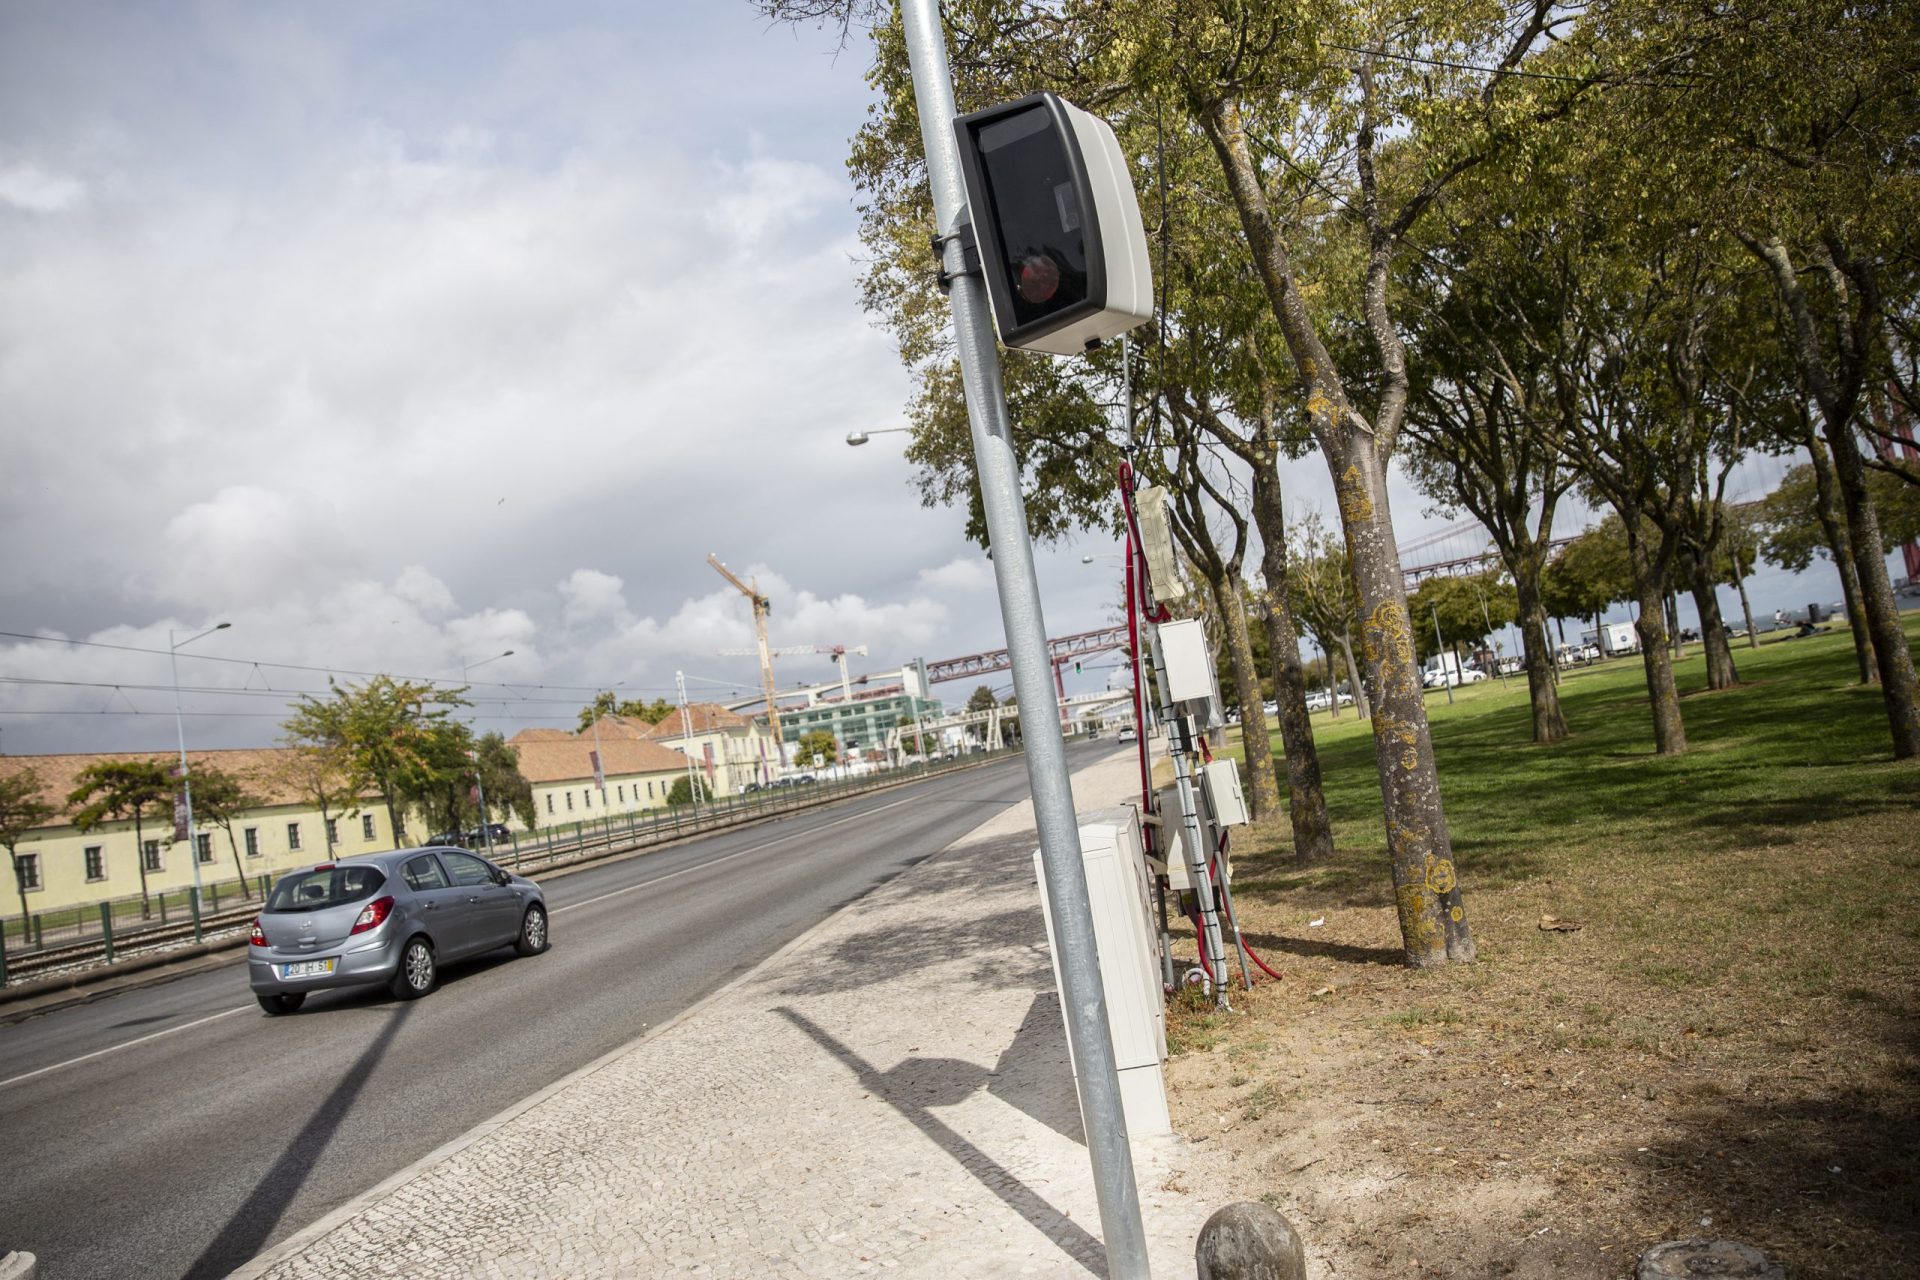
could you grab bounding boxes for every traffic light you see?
[1074,660,1082,674]
[952,91,1153,355]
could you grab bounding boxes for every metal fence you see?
[0,748,1017,987]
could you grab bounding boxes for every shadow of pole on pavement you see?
[182,1002,414,1280]
[776,1006,1108,1277]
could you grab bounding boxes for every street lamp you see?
[170,621,230,938]
[587,680,622,809]
[462,650,514,857]
[845,427,913,447]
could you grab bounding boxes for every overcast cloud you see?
[0,3,1881,755]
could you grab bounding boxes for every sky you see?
[0,2,1890,755]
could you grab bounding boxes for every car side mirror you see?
[493,868,511,886]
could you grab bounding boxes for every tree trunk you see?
[1250,463,1334,859]
[1734,565,1758,650]
[1206,566,1280,822]
[1823,414,1920,755]
[228,829,252,899]
[132,811,151,916]
[1338,631,1369,719]
[1808,433,1877,684]
[1685,552,1740,690]
[1337,444,1475,966]
[1628,532,1688,755]
[1197,93,1468,966]
[13,855,30,935]
[1513,569,1570,742]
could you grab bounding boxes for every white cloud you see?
[0,163,85,213]
[918,556,993,592]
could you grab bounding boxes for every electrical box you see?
[1153,618,1215,706]
[952,92,1153,355]
[1153,783,1229,895]
[1200,759,1250,827]
[1033,806,1169,1138]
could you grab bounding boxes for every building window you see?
[197,833,214,863]
[245,828,260,857]
[583,788,592,809]
[617,784,625,802]
[565,791,574,811]
[545,793,555,814]
[84,845,105,881]
[18,852,39,890]
[286,822,301,852]
[648,781,655,799]
[361,813,376,841]
[326,817,338,846]
[143,839,162,873]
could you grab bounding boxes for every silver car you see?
[248,847,549,1015]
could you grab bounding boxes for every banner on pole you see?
[590,749,605,790]
[171,765,189,841]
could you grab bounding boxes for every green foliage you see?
[1542,518,1636,622]
[1753,464,1920,574]
[965,685,998,713]
[579,692,677,732]
[0,767,56,919]
[794,730,838,767]
[666,775,711,807]
[475,733,538,832]
[282,675,469,847]
[1407,572,1517,661]
[67,760,172,834]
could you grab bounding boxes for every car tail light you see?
[350,895,395,936]
[249,918,266,946]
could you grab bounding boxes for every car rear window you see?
[267,865,387,912]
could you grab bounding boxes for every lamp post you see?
[171,621,230,939]
[588,681,621,809]
[461,650,514,857]
[843,427,913,448]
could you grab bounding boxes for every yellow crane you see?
[706,554,785,747]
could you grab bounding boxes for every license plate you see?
[279,959,336,978]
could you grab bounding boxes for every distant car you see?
[1117,725,1139,744]
[424,830,467,848]
[248,848,548,1015]
[1260,700,1278,718]
[463,822,510,848]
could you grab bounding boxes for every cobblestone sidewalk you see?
[231,748,1216,1279]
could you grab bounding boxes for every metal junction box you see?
[1153,618,1215,706]
[1200,759,1249,828]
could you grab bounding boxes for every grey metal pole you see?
[896,5,1150,1274]
[676,671,701,808]
[463,651,513,859]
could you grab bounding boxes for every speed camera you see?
[952,92,1153,355]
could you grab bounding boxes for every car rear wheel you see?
[515,904,549,957]
[257,992,305,1016]
[390,936,436,1000]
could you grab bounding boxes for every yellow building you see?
[630,704,781,796]
[0,749,397,920]
[505,732,693,824]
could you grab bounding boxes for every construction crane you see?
[720,643,869,704]
[706,554,784,747]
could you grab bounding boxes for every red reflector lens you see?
[249,918,266,946]
[1017,255,1060,304]
[315,863,336,871]
[350,895,395,936]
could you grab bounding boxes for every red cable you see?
[1211,832,1285,983]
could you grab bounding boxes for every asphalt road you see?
[0,744,1109,1280]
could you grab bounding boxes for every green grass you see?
[1233,616,1919,907]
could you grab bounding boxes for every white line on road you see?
[0,1005,249,1092]
[0,775,993,1092]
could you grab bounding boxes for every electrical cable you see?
[1210,831,1285,983]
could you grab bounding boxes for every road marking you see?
[554,790,929,916]
[0,768,1008,1093]
[0,1005,249,1092]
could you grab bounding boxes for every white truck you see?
[1581,621,1639,657]
[1421,652,1486,689]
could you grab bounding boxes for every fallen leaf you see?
[1538,914,1583,932]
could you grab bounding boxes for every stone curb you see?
[0,1251,37,1280]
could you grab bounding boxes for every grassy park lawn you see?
[1162,616,1919,1279]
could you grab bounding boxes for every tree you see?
[1407,573,1518,665]
[68,760,172,916]
[794,730,837,768]
[1541,517,1636,636]
[267,742,355,853]
[189,763,263,899]
[666,775,711,807]
[965,685,999,714]
[0,768,56,927]
[476,733,538,832]
[1288,511,1369,721]
[579,693,676,732]
[282,676,469,848]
